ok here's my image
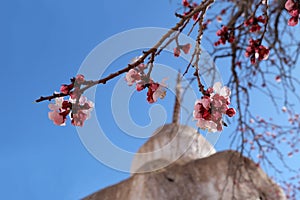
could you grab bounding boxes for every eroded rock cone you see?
[84,150,286,200]
[130,123,216,174]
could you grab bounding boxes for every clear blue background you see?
[1,0,299,199]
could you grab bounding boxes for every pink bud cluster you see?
[60,74,85,99]
[125,59,167,103]
[48,74,94,126]
[214,26,235,46]
[245,38,270,64]
[173,43,192,57]
[182,0,189,7]
[282,106,300,126]
[182,1,200,21]
[285,0,300,26]
[193,82,236,132]
[244,15,267,32]
[202,19,211,30]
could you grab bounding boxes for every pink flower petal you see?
[285,0,295,11]
[48,111,65,126]
[220,86,231,98]
[288,17,299,26]
[213,82,222,94]
[125,69,141,86]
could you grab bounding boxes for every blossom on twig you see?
[193,82,236,132]
[48,95,94,127]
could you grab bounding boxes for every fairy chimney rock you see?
[84,150,286,200]
[130,123,216,174]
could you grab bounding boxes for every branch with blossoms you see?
[202,0,300,198]
[36,0,300,198]
[43,75,94,126]
[36,0,217,124]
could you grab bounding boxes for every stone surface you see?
[84,150,286,200]
[130,124,216,174]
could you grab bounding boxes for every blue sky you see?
[1,1,184,199]
[1,0,299,199]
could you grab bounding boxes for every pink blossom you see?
[48,95,94,127]
[194,82,235,132]
[125,69,141,86]
[285,0,300,26]
[216,120,223,132]
[174,47,181,57]
[136,82,145,91]
[211,110,222,122]
[181,43,191,54]
[70,87,81,99]
[244,16,267,33]
[70,96,94,126]
[71,110,88,127]
[194,97,212,121]
[282,106,287,112]
[213,82,231,99]
[153,85,166,102]
[130,57,146,71]
[48,110,65,126]
[79,96,94,112]
[182,0,189,7]
[48,97,66,126]
[226,108,236,117]
[193,12,199,21]
[207,87,214,94]
[285,0,295,11]
[146,79,167,103]
[289,9,299,17]
[137,63,146,70]
[60,83,74,95]
[60,85,69,94]
[71,96,94,118]
[288,17,299,26]
[214,26,234,46]
[146,85,157,103]
[199,96,211,110]
[211,94,223,108]
[48,97,63,110]
[75,74,85,85]
[275,75,281,83]
[245,39,269,64]
[212,93,229,108]
[197,118,218,132]
[256,45,270,60]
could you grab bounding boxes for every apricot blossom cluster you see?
[244,15,267,33]
[245,38,270,64]
[285,0,300,26]
[182,0,200,21]
[48,74,94,126]
[214,26,235,46]
[193,82,236,132]
[125,59,167,103]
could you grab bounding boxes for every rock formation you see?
[131,123,216,174]
[84,150,286,200]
